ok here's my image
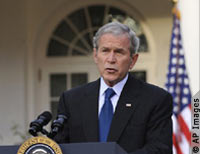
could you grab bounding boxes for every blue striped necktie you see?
[99,88,115,142]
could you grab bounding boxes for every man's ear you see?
[129,54,139,69]
[93,48,98,64]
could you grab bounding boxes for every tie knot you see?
[105,88,115,99]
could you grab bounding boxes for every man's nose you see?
[107,51,116,63]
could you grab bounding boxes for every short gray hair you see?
[93,22,140,55]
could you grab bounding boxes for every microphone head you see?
[48,114,68,138]
[38,111,52,125]
[29,111,52,136]
[51,115,67,128]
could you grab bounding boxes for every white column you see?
[178,0,199,95]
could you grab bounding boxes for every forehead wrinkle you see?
[99,45,127,51]
[98,34,130,51]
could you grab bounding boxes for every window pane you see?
[69,8,87,32]
[84,33,93,48]
[72,49,85,56]
[89,5,105,27]
[138,34,148,52]
[130,71,146,82]
[76,39,88,51]
[71,73,88,88]
[92,29,98,36]
[47,39,68,56]
[54,21,75,42]
[108,7,126,16]
[50,74,67,97]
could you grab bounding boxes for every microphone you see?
[29,111,52,136]
[48,114,68,138]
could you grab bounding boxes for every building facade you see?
[0,0,173,144]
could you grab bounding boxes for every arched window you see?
[47,5,148,57]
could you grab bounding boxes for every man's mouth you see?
[105,68,117,73]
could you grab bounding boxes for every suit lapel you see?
[107,75,142,142]
[80,79,100,142]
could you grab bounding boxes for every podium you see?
[0,142,127,154]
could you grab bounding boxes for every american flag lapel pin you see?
[126,103,132,107]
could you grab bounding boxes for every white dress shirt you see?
[98,74,129,116]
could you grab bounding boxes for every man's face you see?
[93,33,138,87]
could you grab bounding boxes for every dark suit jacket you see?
[54,74,173,154]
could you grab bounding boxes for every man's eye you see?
[115,50,124,54]
[102,49,109,52]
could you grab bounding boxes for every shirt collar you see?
[100,74,129,97]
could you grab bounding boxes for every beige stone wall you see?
[0,0,27,144]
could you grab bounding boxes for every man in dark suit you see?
[54,22,173,154]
